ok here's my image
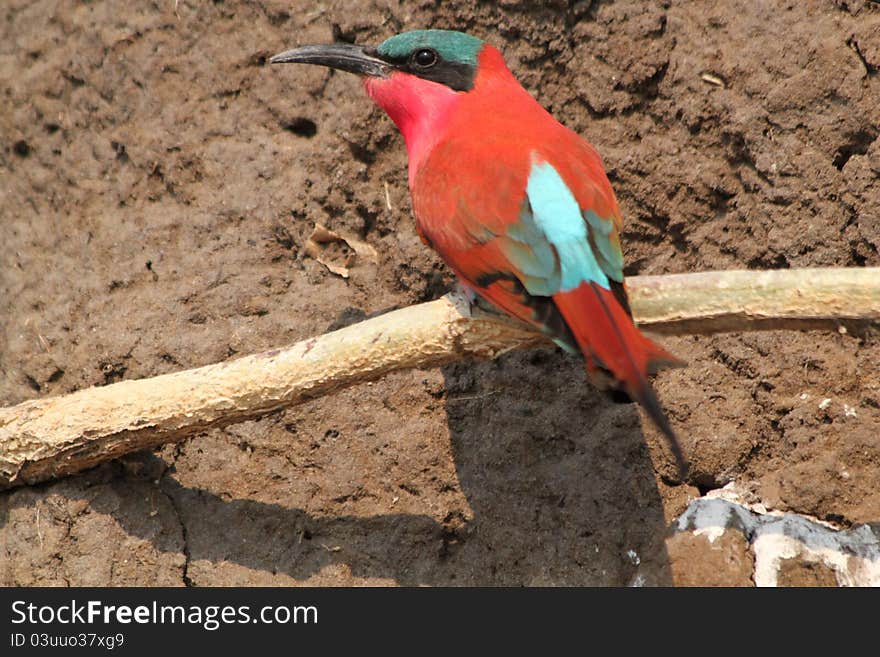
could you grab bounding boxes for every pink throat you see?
[364,73,461,184]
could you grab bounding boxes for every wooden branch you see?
[1,267,878,489]
[631,268,880,335]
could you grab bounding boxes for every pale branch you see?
[1,267,878,489]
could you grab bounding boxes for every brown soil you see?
[1,0,879,586]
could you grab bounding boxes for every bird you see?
[270,29,688,477]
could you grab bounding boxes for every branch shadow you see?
[0,350,673,586]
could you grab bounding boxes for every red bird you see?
[272,29,688,475]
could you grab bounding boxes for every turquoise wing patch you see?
[584,209,624,284]
[498,159,620,295]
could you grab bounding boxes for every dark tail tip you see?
[634,382,689,481]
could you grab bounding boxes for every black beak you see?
[269,43,389,78]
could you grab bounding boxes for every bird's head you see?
[271,29,506,175]
[270,28,485,91]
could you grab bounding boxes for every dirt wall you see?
[1,0,878,585]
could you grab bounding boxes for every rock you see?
[652,495,880,587]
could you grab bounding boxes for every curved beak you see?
[269,43,389,78]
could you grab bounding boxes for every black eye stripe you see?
[374,47,476,91]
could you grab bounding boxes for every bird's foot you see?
[453,282,507,316]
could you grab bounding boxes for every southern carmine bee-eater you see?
[270,29,688,476]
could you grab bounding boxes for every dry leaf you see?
[304,223,378,278]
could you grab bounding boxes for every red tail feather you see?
[553,282,689,477]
